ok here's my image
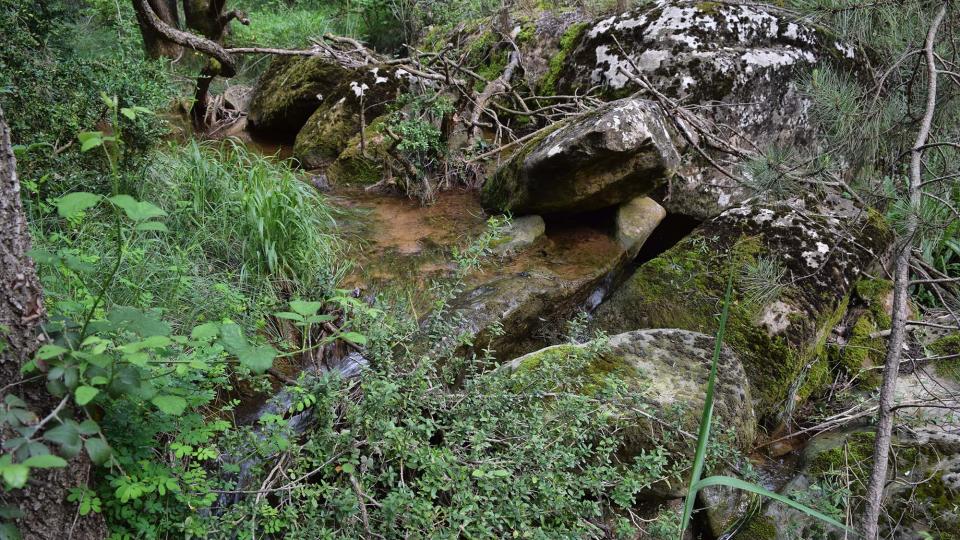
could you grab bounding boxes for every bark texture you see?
[133,0,182,59]
[0,108,106,538]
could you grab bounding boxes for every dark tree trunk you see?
[134,0,183,59]
[0,108,107,539]
[184,0,244,42]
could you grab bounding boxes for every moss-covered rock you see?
[293,66,415,169]
[247,56,355,138]
[481,98,680,214]
[503,328,756,492]
[325,117,394,185]
[591,195,893,421]
[824,277,892,386]
[932,334,960,383]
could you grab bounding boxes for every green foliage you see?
[0,0,172,198]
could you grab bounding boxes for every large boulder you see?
[247,56,354,138]
[481,98,681,215]
[293,66,416,169]
[555,1,862,218]
[591,194,892,421]
[503,329,756,492]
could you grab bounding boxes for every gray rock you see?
[616,196,666,257]
[592,194,893,421]
[492,215,546,255]
[481,98,681,215]
[556,1,863,218]
[503,329,756,494]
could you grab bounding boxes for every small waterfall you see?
[213,351,368,510]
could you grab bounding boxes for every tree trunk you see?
[134,0,183,59]
[860,3,948,538]
[0,109,107,538]
[184,0,244,42]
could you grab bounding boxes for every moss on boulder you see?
[504,329,756,492]
[591,195,893,422]
[293,66,414,169]
[247,56,354,138]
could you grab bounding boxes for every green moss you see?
[248,56,350,133]
[597,230,853,421]
[931,334,960,382]
[326,119,391,185]
[733,515,777,540]
[808,431,876,477]
[539,22,588,96]
[696,1,723,14]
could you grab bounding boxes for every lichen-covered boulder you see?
[481,98,680,215]
[591,194,892,421]
[325,117,394,185]
[556,1,862,218]
[247,56,354,138]
[616,195,666,257]
[293,66,416,169]
[503,329,756,491]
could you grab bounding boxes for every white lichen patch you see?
[802,241,831,269]
[834,41,856,59]
[759,300,798,335]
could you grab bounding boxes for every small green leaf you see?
[238,346,276,374]
[340,463,355,474]
[22,454,67,469]
[135,221,168,232]
[43,422,80,447]
[108,195,167,221]
[37,344,68,360]
[340,332,368,346]
[1,464,29,488]
[274,312,305,322]
[77,131,103,152]
[289,300,323,317]
[190,322,219,341]
[218,323,248,356]
[120,107,136,120]
[77,420,100,436]
[74,386,99,406]
[151,395,187,415]
[56,192,100,218]
[84,438,112,465]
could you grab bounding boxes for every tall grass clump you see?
[34,138,348,337]
[146,139,348,293]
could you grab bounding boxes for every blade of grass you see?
[678,266,857,538]
[694,476,853,533]
[679,266,736,535]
